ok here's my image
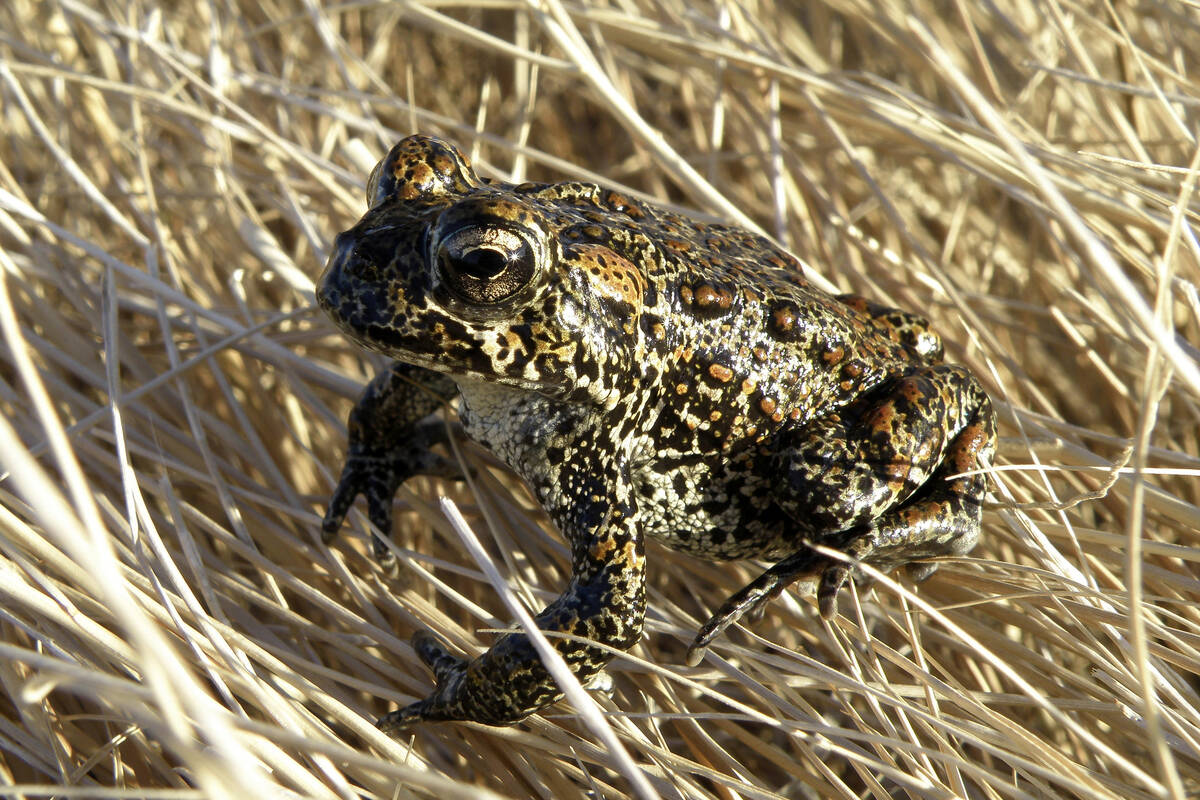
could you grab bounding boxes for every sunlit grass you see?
[1,1,1198,798]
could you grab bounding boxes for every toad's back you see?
[519,181,936,438]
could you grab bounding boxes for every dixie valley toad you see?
[317,135,995,730]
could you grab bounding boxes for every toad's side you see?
[316,135,995,729]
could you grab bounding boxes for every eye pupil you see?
[459,247,510,280]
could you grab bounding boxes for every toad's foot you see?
[376,631,471,732]
[686,549,816,666]
[376,501,648,730]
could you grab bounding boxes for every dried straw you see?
[1,1,1198,798]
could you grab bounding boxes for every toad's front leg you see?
[323,361,460,565]
[379,479,646,729]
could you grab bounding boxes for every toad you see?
[317,135,995,729]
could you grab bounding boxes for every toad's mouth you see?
[320,298,573,400]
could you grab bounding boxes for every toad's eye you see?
[436,224,537,305]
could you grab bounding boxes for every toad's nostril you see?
[331,231,356,267]
[316,232,357,309]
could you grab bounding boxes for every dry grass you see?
[1,1,1199,798]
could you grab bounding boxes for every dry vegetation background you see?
[1,0,1199,798]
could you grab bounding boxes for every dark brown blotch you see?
[823,343,845,365]
[706,363,734,384]
[685,282,735,318]
[604,191,645,219]
[768,300,801,340]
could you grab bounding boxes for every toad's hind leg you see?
[687,366,994,663]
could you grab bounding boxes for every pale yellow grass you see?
[1,1,1198,799]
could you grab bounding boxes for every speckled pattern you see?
[317,135,995,730]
